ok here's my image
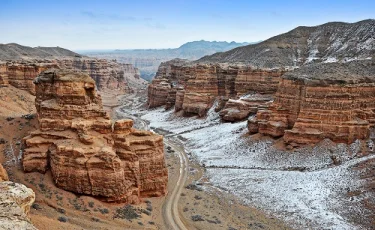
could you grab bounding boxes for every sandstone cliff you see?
[249,60,375,145]
[0,43,146,94]
[0,58,144,95]
[148,60,285,118]
[23,69,168,202]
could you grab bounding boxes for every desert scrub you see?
[113,205,140,220]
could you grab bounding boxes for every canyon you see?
[0,43,146,95]
[249,61,375,146]
[0,18,374,230]
[148,60,285,118]
[22,69,168,202]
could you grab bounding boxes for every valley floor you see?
[120,90,375,230]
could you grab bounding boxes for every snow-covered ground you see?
[124,102,373,229]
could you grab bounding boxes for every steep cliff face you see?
[220,94,273,122]
[250,61,375,145]
[0,62,58,94]
[23,69,168,202]
[147,78,171,108]
[58,58,143,91]
[0,58,143,95]
[148,61,285,118]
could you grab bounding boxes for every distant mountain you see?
[0,43,82,60]
[199,19,375,68]
[81,40,253,81]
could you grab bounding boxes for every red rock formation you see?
[174,87,185,112]
[147,78,171,108]
[0,62,57,94]
[235,67,285,95]
[0,58,142,95]
[148,61,285,117]
[220,94,273,122]
[182,64,218,116]
[165,88,177,110]
[23,69,168,202]
[251,61,375,145]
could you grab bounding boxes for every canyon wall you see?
[0,58,143,95]
[148,60,285,118]
[23,69,168,203]
[249,61,375,145]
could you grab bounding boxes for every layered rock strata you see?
[250,61,375,145]
[220,94,273,122]
[23,69,168,202]
[148,60,285,117]
[0,62,58,94]
[0,58,143,95]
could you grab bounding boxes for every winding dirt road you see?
[162,138,189,230]
[113,92,189,230]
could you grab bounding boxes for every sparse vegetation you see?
[191,215,205,222]
[113,205,140,220]
[58,216,67,222]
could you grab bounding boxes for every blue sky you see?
[0,0,374,50]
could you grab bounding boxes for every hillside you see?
[0,43,81,60]
[81,40,252,81]
[198,19,375,68]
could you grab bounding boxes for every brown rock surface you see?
[0,58,144,95]
[148,61,284,117]
[0,62,58,94]
[0,164,8,181]
[23,69,168,202]
[220,94,273,122]
[147,78,171,108]
[251,61,375,145]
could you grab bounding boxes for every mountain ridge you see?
[0,43,82,60]
[198,19,375,68]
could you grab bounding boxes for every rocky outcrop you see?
[0,58,143,95]
[58,58,143,91]
[147,78,171,108]
[23,69,168,203]
[0,164,36,230]
[0,62,58,94]
[0,181,36,230]
[148,61,285,117]
[182,64,218,116]
[0,164,9,182]
[220,94,273,122]
[250,61,375,145]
